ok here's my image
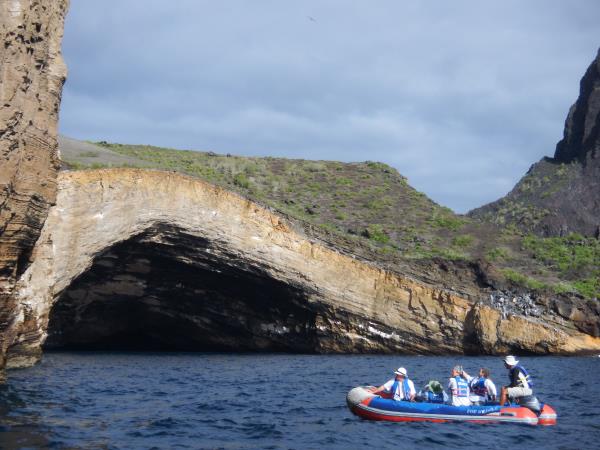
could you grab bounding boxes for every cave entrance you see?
[45,225,320,352]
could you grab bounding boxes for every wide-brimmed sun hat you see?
[427,380,443,394]
[394,367,407,376]
[504,355,519,366]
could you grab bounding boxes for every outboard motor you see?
[519,395,541,414]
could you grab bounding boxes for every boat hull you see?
[347,386,554,425]
[538,404,557,425]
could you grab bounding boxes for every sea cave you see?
[45,224,320,353]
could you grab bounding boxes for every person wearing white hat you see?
[499,355,533,405]
[372,367,416,401]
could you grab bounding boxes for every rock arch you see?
[43,222,321,352]
[7,169,600,366]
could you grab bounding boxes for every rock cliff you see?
[555,49,600,164]
[470,49,600,237]
[6,169,599,368]
[0,0,69,380]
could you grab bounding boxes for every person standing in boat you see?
[461,367,497,405]
[499,355,533,405]
[372,367,416,401]
[447,365,472,406]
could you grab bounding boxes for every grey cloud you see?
[59,0,600,212]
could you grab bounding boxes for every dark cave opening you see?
[45,225,320,352]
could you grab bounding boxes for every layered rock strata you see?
[7,169,600,367]
[0,0,69,379]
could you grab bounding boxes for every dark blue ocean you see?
[1,353,599,449]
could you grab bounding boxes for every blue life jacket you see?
[471,377,488,397]
[452,376,469,398]
[390,379,412,401]
[426,390,445,403]
[510,365,534,388]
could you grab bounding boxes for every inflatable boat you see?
[347,387,557,425]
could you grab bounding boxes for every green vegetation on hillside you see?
[66,142,480,258]
[470,159,579,231]
[61,141,599,299]
[521,233,600,298]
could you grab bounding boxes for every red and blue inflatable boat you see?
[347,386,557,425]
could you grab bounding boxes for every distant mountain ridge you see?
[469,48,600,237]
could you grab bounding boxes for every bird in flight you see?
[307,16,316,22]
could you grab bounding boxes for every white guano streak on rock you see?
[8,1,22,16]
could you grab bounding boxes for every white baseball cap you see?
[394,367,407,376]
[504,355,519,366]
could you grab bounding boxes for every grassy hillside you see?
[470,159,576,230]
[60,138,599,300]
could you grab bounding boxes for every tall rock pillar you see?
[0,0,69,381]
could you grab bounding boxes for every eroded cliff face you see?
[0,0,69,378]
[7,169,599,367]
[555,49,600,164]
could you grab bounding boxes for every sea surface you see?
[1,353,599,449]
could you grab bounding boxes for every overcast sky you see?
[59,1,600,213]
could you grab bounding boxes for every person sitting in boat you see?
[372,367,416,402]
[461,367,497,405]
[499,355,533,405]
[447,365,471,406]
[416,380,448,403]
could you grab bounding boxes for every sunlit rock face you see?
[7,169,599,366]
[0,0,69,379]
